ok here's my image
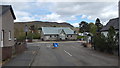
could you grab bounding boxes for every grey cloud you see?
[52,2,117,15]
[1,2,118,26]
[49,2,118,24]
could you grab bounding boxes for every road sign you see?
[53,43,58,47]
[24,25,28,32]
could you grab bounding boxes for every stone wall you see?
[2,46,12,61]
[1,42,27,61]
[14,43,27,54]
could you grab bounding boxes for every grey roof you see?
[101,18,119,31]
[42,27,75,35]
[0,5,16,19]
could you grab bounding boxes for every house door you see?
[1,30,4,47]
[59,33,65,40]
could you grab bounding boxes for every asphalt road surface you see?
[28,42,118,66]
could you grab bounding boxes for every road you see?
[4,42,118,66]
[29,42,118,66]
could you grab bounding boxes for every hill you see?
[14,21,78,39]
[14,21,74,30]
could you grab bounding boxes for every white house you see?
[100,18,119,37]
[78,32,92,43]
[41,27,78,41]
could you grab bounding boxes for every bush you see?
[17,34,26,42]
[106,26,116,54]
[93,26,117,54]
[114,33,119,52]
[27,32,33,39]
[82,43,87,47]
[27,32,40,39]
[93,33,107,52]
[77,36,86,40]
[33,32,40,39]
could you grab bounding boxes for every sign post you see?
[24,25,28,42]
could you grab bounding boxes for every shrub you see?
[106,26,116,54]
[33,32,40,39]
[93,33,107,52]
[93,26,117,54]
[27,32,40,39]
[77,36,86,40]
[27,32,33,39]
[82,43,87,47]
[16,33,26,42]
[114,33,119,51]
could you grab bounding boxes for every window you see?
[1,30,4,47]
[74,31,76,34]
[67,35,68,37]
[1,30,3,41]
[52,35,54,37]
[71,35,72,37]
[9,31,11,40]
[54,35,57,37]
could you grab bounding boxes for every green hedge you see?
[93,33,118,54]
[27,32,40,39]
[77,36,86,39]
[16,34,26,41]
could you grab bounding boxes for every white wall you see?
[101,31,119,37]
[66,34,77,40]
[45,36,50,40]
[101,31,108,37]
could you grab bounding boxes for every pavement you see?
[2,45,40,66]
[2,41,118,67]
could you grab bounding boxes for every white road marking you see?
[29,64,31,66]
[64,50,72,56]
[72,46,76,48]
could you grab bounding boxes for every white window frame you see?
[9,31,11,41]
[1,30,4,47]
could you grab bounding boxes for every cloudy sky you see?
[1,1,119,27]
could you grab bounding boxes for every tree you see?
[28,25,41,39]
[79,21,88,33]
[95,18,103,32]
[107,26,116,38]
[93,33,107,51]
[114,32,119,55]
[16,29,26,41]
[29,25,36,33]
[88,23,97,35]
[106,26,116,53]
